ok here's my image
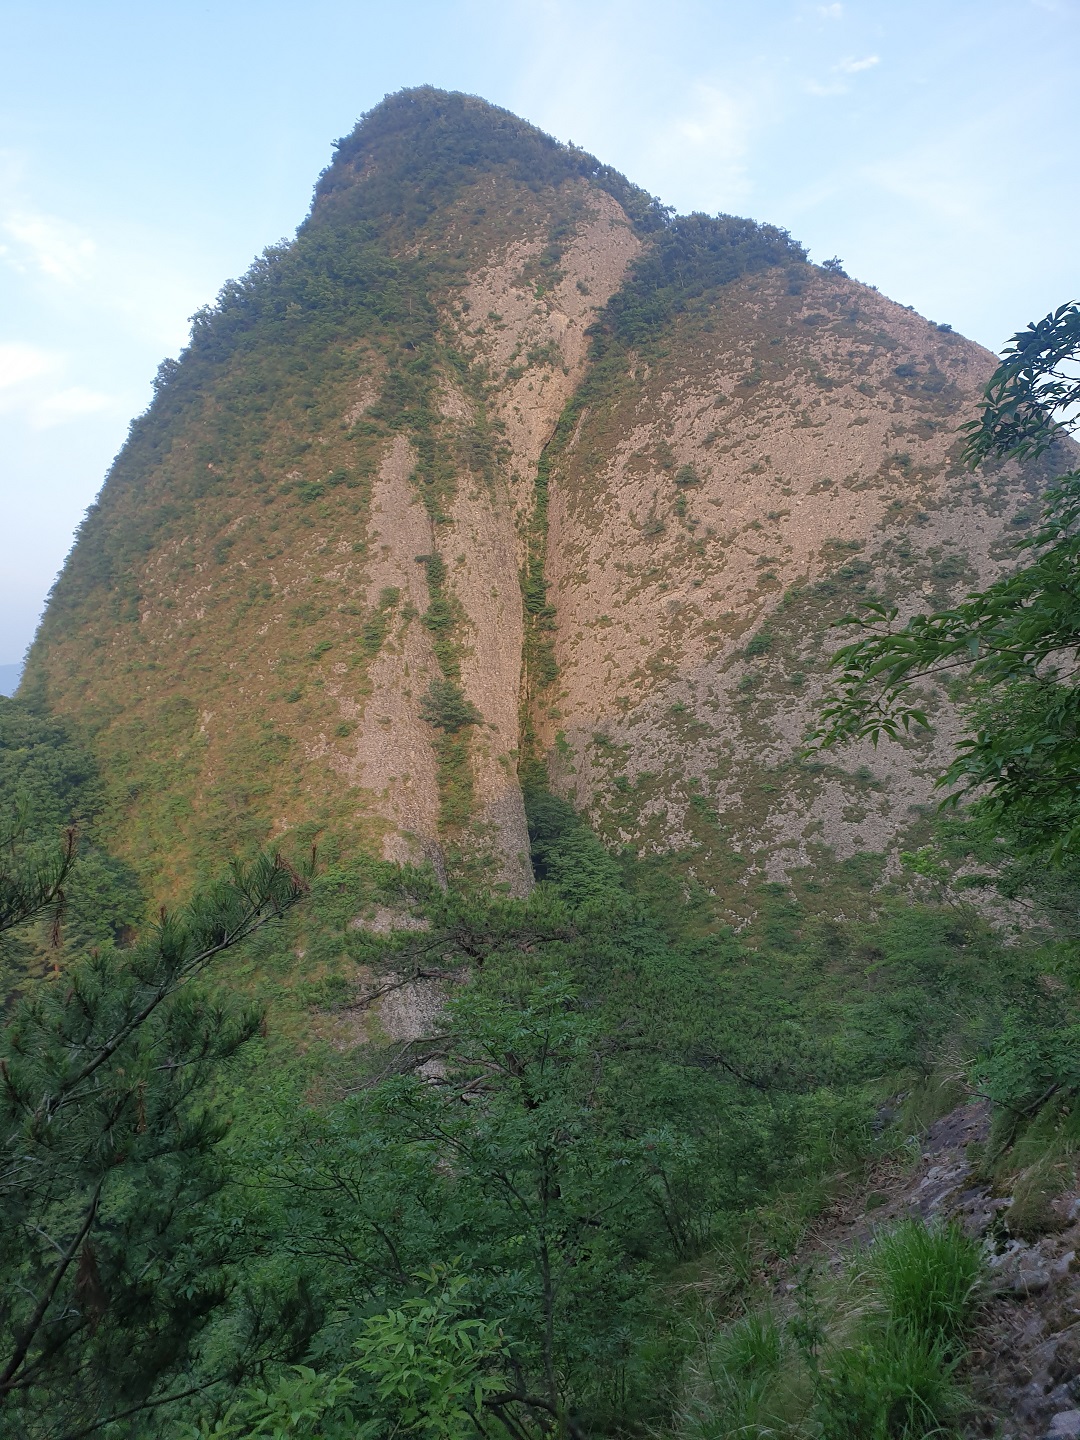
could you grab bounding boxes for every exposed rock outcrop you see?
[23,89,1046,899]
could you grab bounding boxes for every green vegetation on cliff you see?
[25,86,809,886]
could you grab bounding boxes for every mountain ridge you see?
[23,88,1042,907]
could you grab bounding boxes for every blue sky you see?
[2,0,1077,663]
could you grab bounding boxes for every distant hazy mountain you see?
[0,664,22,698]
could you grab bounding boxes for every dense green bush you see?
[0,698,143,977]
[602,210,805,349]
[873,1220,982,1351]
[0,848,310,1438]
[419,677,482,733]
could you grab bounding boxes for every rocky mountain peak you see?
[25,90,1040,910]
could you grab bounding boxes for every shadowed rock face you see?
[24,89,1044,897]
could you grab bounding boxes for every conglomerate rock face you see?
[25,89,1044,901]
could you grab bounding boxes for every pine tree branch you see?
[0,1178,103,1397]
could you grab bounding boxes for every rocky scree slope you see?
[23,89,1046,899]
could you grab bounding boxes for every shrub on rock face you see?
[419,678,482,733]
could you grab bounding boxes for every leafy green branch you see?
[0,798,78,941]
[961,300,1080,463]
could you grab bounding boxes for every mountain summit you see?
[26,88,1040,904]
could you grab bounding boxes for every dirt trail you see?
[789,1101,1080,1438]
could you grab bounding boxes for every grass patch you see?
[872,1220,982,1349]
[678,1220,983,1440]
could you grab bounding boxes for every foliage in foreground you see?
[679,1220,984,1440]
[0,848,310,1437]
[10,285,1080,1428]
[0,700,144,978]
[812,300,1080,1251]
[1,744,1060,1438]
[5,303,1080,1437]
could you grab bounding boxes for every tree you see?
[0,850,311,1439]
[0,699,144,962]
[0,799,76,941]
[813,301,1080,860]
[252,971,661,1437]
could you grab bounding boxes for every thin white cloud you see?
[0,346,118,429]
[818,3,844,16]
[805,79,849,97]
[639,81,757,210]
[0,191,212,352]
[0,342,57,389]
[836,55,880,73]
[807,53,880,98]
[31,386,116,428]
[864,142,993,226]
[0,146,222,361]
[2,212,96,284]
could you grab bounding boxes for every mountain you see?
[24,88,1044,904]
[10,90,1078,1439]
